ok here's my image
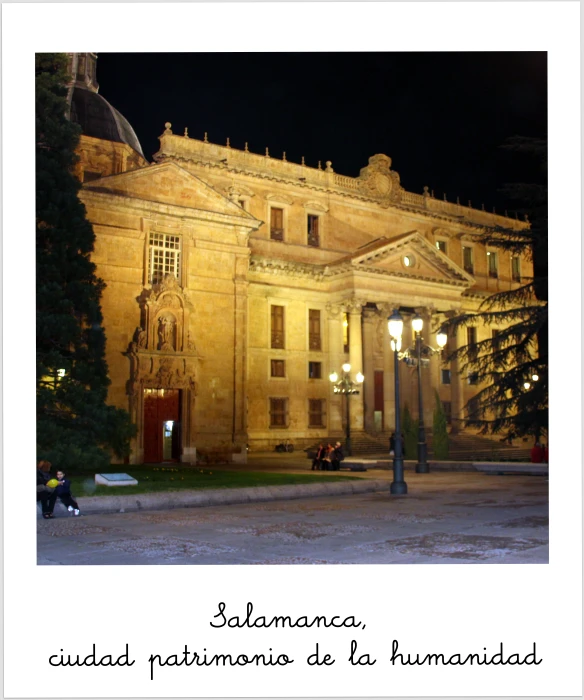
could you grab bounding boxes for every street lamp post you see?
[411,314,429,473]
[388,310,407,495]
[328,363,364,456]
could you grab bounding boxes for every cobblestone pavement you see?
[37,472,548,565]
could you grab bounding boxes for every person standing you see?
[47,470,81,516]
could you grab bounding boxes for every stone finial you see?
[524,213,529,222]
[317,161,322,170]
[282,151,287,161]
[204,132,208,143]
[244,142,249,152]
[184,127,189,138]
[456,196,460,205]
[325,161,333,172]
[423,185,430,197]
[493,206,496,214]
[443,193,447,201]
[468,200,472,208]
[505,210,508,217]
[431,189,435,198]
[301,156,305,166]
[265,147,270,157]
[226,137,231,148]
[164,122,172,135]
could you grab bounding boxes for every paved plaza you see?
[37,470,548,565]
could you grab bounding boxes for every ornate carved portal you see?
[125,274,201,462]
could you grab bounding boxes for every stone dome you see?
[70,86,145,160]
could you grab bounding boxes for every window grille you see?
[307,215,320,247]
[148,232,181,285]
[270,208,284,241]
[269,398,288,428]
[308,399,326,428]
[271,305,285,349]
[271,359,285,378]
[487,251,498,278]
[462,246,474,274]
[309,309,321,350]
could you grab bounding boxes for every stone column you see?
[326,303,344,434]
[346,299,365,431]
[377,302,398,432]
[450,324,466,434]
[232,253,249,449]
[427,310,443,426]
[420,307,436,427]
[362,307,378,433]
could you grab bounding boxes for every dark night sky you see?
[97,52,547,213]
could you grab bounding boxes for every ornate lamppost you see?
[329,363,364,456]
[387,310,407,495]
[410,315,449,473]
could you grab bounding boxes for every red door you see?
[143,389,181,463]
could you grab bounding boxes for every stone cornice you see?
[79,188,261,233]
[154,134,529,234]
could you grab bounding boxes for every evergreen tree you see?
[442,138,547,440]
[401,403,418,459]
[36,53,135,470]
[432,391,450,459]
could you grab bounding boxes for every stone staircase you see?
[313,431,532,461]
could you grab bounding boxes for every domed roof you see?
[70,86,145,159]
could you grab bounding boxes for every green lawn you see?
[68,465,357,498]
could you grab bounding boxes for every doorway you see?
[143,388,182,462]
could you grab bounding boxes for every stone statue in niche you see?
[158,316,175,351]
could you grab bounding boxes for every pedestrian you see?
[321,444,334,471]
[47,470,81,516]
[331,441,345,471]
[36,460,54,519]
[311,444,326,471]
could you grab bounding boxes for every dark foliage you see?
[442,137,548,440]
[36,53,135,470]
[432,391,450,459]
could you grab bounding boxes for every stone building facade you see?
[68,54,531,464]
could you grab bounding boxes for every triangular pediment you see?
[82,162,260,226]
[331,231,474,286]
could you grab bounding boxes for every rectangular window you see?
[308,361,322,379]
[271,305,285,349]
[308,399,326,428]
[271,359,285,378]
[148,232,181,285]
[462,246,474,274]
[487,251,498,278]
[270,207,284,241]
[436,240,447,254]
[466,397,481,425]
[342,312,350,354]
[441,369,451,385]
[468,372,479,385]
[512,255,521,282]
[308,309,321,350]
[467,326,477,361]
[269,398,288,428]
[492,329,502,351]
[307,214,320,247]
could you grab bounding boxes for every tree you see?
[401,403,418,459]
[432,391,449,459]
[442,138,547,440]
[36,53,135,470]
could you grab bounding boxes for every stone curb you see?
[38,479,390,517]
